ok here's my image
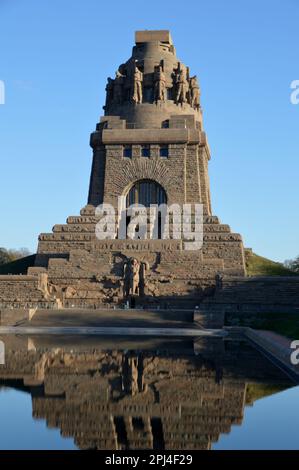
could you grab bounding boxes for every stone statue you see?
[138,261,148,296]
[122,356,144,396]
[123,258,141,297]
[113,70,125,105]
[189,75,200,109]
[132,65,143,104]
[154,65,166,102]
[131,258,140,295]
[174,67,188,104]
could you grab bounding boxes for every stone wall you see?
[29,206,246,308]
[210,276,299,308]
[194,276,299,327]
[0,273,60,320]
[89,116,211,214]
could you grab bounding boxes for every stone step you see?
[66,214,221,225]
[53,223,231,234]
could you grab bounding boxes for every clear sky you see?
[0,0,298,262]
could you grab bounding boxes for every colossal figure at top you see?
[0,31,246,310]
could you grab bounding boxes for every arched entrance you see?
[125,179,167,239]
[126,179,167,208]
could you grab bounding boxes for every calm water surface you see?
[0,335,298,450]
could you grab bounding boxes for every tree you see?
[0,248,11,266]
[284,255,299,273]
[0,247,31,266]
[7,247,31,261]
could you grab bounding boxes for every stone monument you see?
[0,30,247,310]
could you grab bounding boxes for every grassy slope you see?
[234,312,299,339]
[245,383,290,405]
[245,250,298,277]
[231,251,299,338]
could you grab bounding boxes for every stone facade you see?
[0,30,247,309]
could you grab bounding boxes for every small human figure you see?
[123,260,131,297]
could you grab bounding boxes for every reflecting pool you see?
[0,335,297,450]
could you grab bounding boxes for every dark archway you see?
[126,179,167,208]
[125,179,167,239]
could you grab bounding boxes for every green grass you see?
[231,311,299,340]
[245,250,298,277]
[253,312,299,339]
[245,382,289,405]
[0,254,36,275]
[227,251,299,338]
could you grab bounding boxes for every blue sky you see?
[0,0,298,262]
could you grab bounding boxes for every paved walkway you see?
[0,326,227,337]
[18,308,194,328]
[245,328,299,380]
[0,307,227,337]
[258,330,296,348]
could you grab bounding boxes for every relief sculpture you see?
[174,66,188,104]
[154,65,166,102]
[123,258,147,298]
[189,75,200,109]
[132,64,143,104]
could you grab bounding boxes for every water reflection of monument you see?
[0,336,292,450]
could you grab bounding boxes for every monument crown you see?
[103,30,201,128]
[135,30,173,45]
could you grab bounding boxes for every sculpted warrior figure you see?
[132,65,143,104]
[174,67,188,104]
[154,65,166,102]
[138,261,148,296]
[130,258,140,295]
[189,75,200,109]
[122,356,142,396]
[123,258,141,296]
